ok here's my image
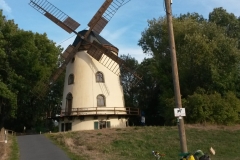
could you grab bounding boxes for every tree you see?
[184,90,240,124]
[137,9,240,125]
[209,7,240,45]
[120,54,139,108]
[136,58,169,125]
[0,10,64,131]
[0,10,19,128]
[0,82,17,128]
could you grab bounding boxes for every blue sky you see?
[1,0,240,62]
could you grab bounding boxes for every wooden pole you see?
[164,0,188,153]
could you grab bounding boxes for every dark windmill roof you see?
[72,30,119,53]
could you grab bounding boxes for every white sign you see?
[174,108,186,117]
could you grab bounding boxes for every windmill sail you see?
[88,40,142,81]
[32,79,49,99]
[88,0,130,35]
[29,0,139,99]
[88,0,112,35]
[29,0,80,33]
[51,40,83,83]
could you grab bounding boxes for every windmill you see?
[29,0,141,131]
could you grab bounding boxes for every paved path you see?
[17,134,71,160]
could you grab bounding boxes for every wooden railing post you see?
[4,129,7,143]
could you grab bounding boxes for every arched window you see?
[68,74,74,85]
[71,57,75,63]
[96,71,104,83]
[97,94,105,107]
[66,93,73,115]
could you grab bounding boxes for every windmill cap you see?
[72,30,119,53]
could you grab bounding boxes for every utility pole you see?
[164,0,188,153]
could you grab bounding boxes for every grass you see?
[46,133,86,160]
[46,125,240,160]
[0,134,19,160]
[8,135,19,160]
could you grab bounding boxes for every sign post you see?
[174,108,186,123]
[174,108,186,118]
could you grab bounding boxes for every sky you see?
[1,0,240,62]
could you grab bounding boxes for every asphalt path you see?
[17,134,71,160]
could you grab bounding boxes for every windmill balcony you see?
[60,107,140,117]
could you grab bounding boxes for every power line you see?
[121,0,131,6]
[56,34,76,45]
[56,27,89,46]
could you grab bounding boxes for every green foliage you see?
[9,135,19,160]
[0,81,17,117]
[0,10,64,130]
[132,8,240,125]
[209,7,240,43]
[120,54,139,107]
[179,90,240,125]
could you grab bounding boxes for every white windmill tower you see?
[29,0,141,131]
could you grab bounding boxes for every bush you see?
[184,90,240,124]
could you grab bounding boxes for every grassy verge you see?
[46,125,240,160]
[45,134,85,160]
[8,135,19,160]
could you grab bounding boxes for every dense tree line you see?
[0,10,64,132]
[122,7,240,125]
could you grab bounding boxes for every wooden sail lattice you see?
[29,0,141,99]
[29,0,80,33]
[87,41,142,82]
[32,76,50,99]
[89,0,130,34]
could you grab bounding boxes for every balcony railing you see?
[59,107,140,117]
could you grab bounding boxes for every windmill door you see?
[66,93,73,116]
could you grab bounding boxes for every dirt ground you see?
[0,128,11,160]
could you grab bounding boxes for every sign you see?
[174,108,186,117]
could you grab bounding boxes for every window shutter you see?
[94,122,99,130]
[107,121,110,128]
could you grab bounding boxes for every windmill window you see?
[66,93,73,116]
[61,123,72,132]
[68,74,74,85]
[71,57,75,63]
[96,71,104,83]
[65,123,72,131]
[97,94,105,107]
[94,121,111,130]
